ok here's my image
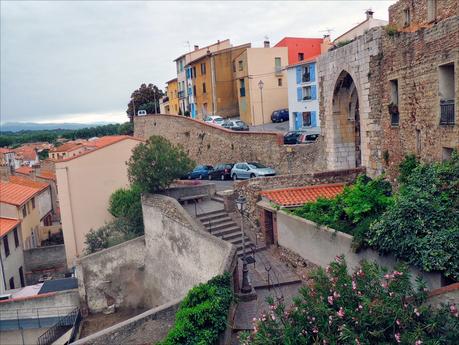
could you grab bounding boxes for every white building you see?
[287,58,320,131]
[334,10,388,44]
[0,219,25,294]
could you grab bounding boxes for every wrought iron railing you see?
[37,308,80,345]
[440,100,455,125]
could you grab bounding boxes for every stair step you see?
[201,217,233,226]
[222,232,243,241]
[229,237,252,246]
[205,221,238,232]
[209,226,241,237]
[197,212,228,222]
[196,209,226,218]
[212,197,224,203]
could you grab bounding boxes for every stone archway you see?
[329,70,362,169]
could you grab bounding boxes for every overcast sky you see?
[1,0,395,124]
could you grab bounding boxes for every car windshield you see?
[273,111,279,115]
[214,118,224,124]
[248,162,267,169]
[235,121,245,126]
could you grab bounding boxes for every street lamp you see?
[236,195,252,293]
[258,80,265,131]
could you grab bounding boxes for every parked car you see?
[297,133,320,144]
[187,165,213,179]
[208,163,234,180]
[283,131,303,144]
[271,108,289,123]
[222,120,249,131]
[231,162,276,180]
[204,116,224,126]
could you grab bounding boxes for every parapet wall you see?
[134,114,325,175]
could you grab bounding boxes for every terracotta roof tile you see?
[36,170,56,181]
[261,183,345,207]
[15,166,34,175]
[0,181,40,206]
[0,148,14,154]
[0,218,20,237]
[14,146,37,161]
[9,176,49,192]
[50,142,85,153]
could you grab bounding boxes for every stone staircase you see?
[197,209,256,257]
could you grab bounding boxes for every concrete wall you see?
[141,194,235,306]
[37,188,52,221]
[23,244,67,284]
[76,236,146,314]
[162,183,216,201]
[134,114,325,175]
[71,299,180,345]
[56,138,141,268]
[276,210,442,289]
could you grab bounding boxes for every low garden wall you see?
[23,244,67,284]
[162,182,216,200]
[276,210,443,290]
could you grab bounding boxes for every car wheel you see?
[280,118,284,122]
[199,174,203,180]
[221,174,225,181]
[187,175,192,180]
[232,174,237,181]
[250,173,255,178]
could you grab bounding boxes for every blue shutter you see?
[310,63,316,82]
[295,112,303,130]
[295,66,302,84]
[297,87,302,102]
[311,85,317,100]
[311,111,317,127]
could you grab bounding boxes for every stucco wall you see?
[37,188,52,221]
[134,114,325,175]
[141,194,235,306]
[56,138,141,268]
[76,236,146,314]
[276,210,442,289]
[0,226,24,293]
[23,244,67,284]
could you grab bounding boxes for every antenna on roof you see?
[184,40,191,52]
[320,28,335,36]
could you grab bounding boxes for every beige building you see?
[0,219,25,293]
[49,142,90,160]
[334,10,388,44]
[55,136,142,267]
[234,44,289,125]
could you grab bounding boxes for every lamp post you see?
[258,80,265,131]
[236,195,252,293]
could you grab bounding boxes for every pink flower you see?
[312,326,319,334]
[333,291,341,299]
[335,255,343,263]
[352,280,357,290]
[326,265,331,273]
[381,281,388,289]
[414,308,420,317]
[415,340,422,345]
[395,333,401,343]
[356,269,365,277]
[389,292,395,297]
[337,307,345,318]
[355,338,361,345]
[450,304,458,317]
[396,319,401,326]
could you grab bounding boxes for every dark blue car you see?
[271,108,289,123]
[187,165,213,180]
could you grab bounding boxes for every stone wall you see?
[276,210,442,290]
[427,283,459,308]
[141,194,236,306]
[380,15,459,179]
[234,168,365,226]
[23,244,67,284]
[389,0,458,28]
[317,27,384,176]
[134,114,325,175]
[76,236,146,314]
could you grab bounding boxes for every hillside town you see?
[0,0,458,344]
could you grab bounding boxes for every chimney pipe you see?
[264,40,270,48]
[194,45,199,51]
[365,9,374,20]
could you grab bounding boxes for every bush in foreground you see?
[158,273,233,345]
[242,257,459,345]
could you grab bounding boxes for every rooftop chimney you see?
[264,40,270,48]
[194,45,199,51]
[365,9,374,20]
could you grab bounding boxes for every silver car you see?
[231,162,276,180]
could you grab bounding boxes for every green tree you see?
[127,135,194,193]
[108,184,143,235]
[126,83,164,122]
[84,218,137,254]
[117,122,133,135]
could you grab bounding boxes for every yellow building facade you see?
[234,47,289,125]
[166,78,179,114]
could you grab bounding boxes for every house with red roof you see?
[0,217,25,293]
[13,145,39,168]
[54,136,142,267]
[274,36,331,64]
[0,147,16,169]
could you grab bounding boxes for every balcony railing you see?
[302,73,311,83]
[37,308,80,345]
[178,91,185,99]
[440,100,455,125]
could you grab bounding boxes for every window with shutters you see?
[3,235,10,257]
[302,112,312,126]
[302,86,312,100]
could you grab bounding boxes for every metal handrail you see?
[36,308,79,345]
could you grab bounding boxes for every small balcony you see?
[162,96,169,103]
[178,91,185,99]
[440,100,455,125]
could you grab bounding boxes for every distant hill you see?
[0,122,115,133]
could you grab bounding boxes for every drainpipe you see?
[211,55,217,115]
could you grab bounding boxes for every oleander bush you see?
[241,257,459,345]
[157,273,233,345]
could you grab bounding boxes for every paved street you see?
[249,120,290,133]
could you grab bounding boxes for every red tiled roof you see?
[0,218,20,237]
[36,170,56,181]
[0,181,40,206]
[14,146,37,161]
[50,142,84,153]
[9,176,49,192]
[261,183,345,207]
[15,166,34,175]
[0,148,14,154]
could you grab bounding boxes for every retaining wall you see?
[134,114,326,175]
[277,210,443,290]
[23,244,67,284]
